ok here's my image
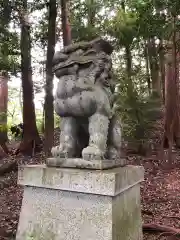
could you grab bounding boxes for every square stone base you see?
[16,165,144,240]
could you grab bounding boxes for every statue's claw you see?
[82,146,105,161]
[51,145,75,158]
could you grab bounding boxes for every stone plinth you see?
[46,157,127,169]
[16,164,144,240]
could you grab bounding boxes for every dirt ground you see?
[130,151,180,240]
[0,148,180,240]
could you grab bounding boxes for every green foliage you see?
[70,0,113,41]
[32,8,49,48]
[115,73,161,144]
[105,8,138,47]
[0,0,21,74]
[54,113,60,128]
[0,124,7,132]
[1,0,179,152]
[0,112,8,142]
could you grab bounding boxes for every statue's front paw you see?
[107,147,119,160]
[82,146,105,161]
[51,145,65,158]
[51,145,75,158]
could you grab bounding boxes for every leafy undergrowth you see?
[0,147,180,239]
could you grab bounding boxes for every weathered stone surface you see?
[60,37,114,55]
[112,184,143,239]
[52,37,121,161]
[16,165,144,240]
[17,186,113,240]
[46,157,126,169]
[18,164,144,196]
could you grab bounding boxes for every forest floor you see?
[0,141,180,239]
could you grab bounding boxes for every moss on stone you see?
[21,223,56,240]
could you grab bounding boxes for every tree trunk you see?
[125,45,132,78]
[147,38,161,97]
[84,0,97,40]
[163,16,180,159]
[0,72,8,153]
[125,45,133,91]
[0,0,12,154]
[41,103,45,133]
[61,0,72,46]
[18,0,41,155]
[172,25,180,148]
[143,223,180,236]
[144,43,151,93]
[121,2,133,91]
[44,0,57,156]
[87,0,96,27]
[159,39,165,102]
[163,44,175,155]
[19,86,23,117]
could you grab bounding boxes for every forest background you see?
[1,1,180,239]
[1,0,179,158]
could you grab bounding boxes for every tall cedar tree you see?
[163,16,180,161]
[121,1,133,87]
[44,0,57,156]
[18,0,41,155]
[147,38,161,97]
[0,0,12,151]
[61,0,72,46]
[159,39,165,102]
[144,42,151,93]
[87,0,96,27]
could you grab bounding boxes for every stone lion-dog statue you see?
[51,38,122,161]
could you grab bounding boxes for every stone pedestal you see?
[16,164,144,240]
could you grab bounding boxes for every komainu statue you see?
[51,38,122,161]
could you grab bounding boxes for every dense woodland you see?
[0,0,180,239]
[0,0,180,156]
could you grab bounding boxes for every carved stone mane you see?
[53,38,115,91]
